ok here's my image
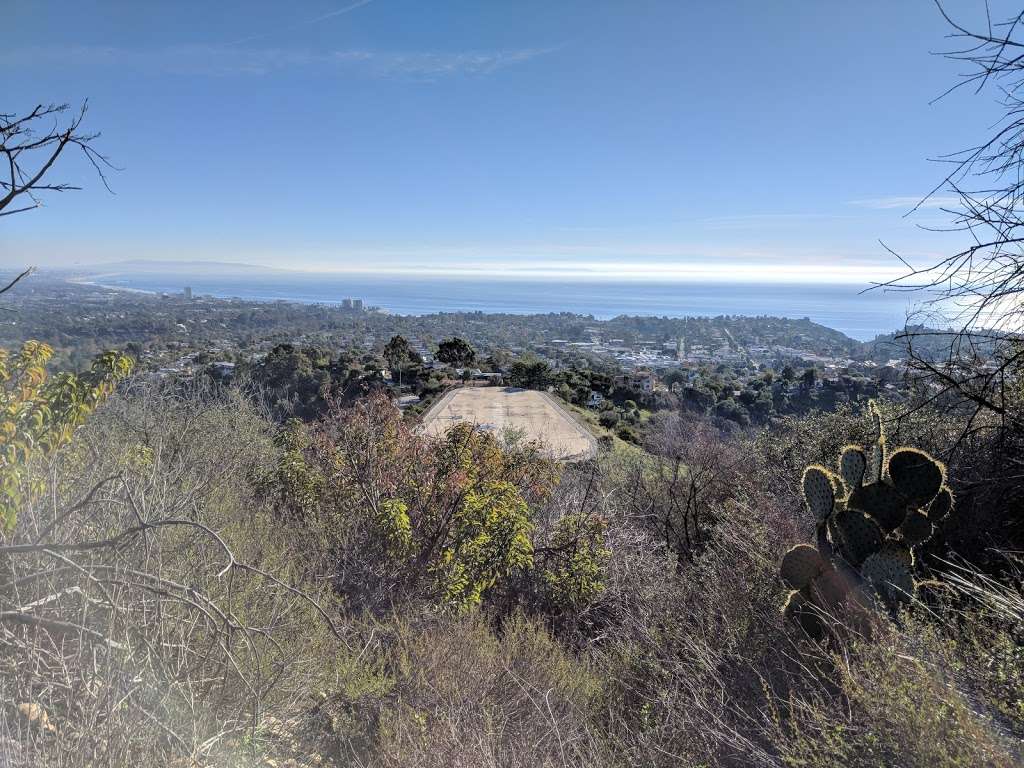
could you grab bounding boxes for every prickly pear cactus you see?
[780,401,955,637]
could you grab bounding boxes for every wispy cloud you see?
[848,195,961,210]
[226,0,375,46]
[691,212,856,231]
[2,43,555,79]
[376,48,555,77]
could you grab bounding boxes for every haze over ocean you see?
[77,271,920,341]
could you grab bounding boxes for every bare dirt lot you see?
[420,387,598,461]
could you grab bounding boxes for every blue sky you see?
[2,1,1012,282]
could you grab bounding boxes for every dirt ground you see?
[419,387,598,461]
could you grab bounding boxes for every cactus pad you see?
[899,509,933,546]
[830,508,884,566]
[928,486,954,521]
[887,448,944,506]
[802,465,837,521]
[862,551,914,606]
[784,590,826,639]
[811,568,850,609]
[879,541,914,569]
[847,481,907,533]
[780,544,827,589]
[839,446,867,493]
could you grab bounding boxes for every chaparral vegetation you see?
[2,5,1024,768]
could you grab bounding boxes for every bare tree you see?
[617,412,743,568]
[876,2,1024,566]
[877,4,1024,431]
[1,101,114,218]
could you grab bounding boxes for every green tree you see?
[509,360,552,390]
[384,334,412,386]
[682,385,716,413]
[714,398,750,426]
[436,337,476,368]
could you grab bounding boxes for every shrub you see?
[0,341,132,530]
[298,393,569,613]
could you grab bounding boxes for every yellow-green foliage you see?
[541,511,611,609]
[297,394,572,613]
[432,480,534,610]
[0,341,132,531]
[377,498,413,557]
[263,418,325,516]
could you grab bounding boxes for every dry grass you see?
[2,388,1022,767]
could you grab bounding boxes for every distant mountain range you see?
[58,260,291,276]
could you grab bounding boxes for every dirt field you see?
[419,387,598,461]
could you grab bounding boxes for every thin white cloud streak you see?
[2,44,554,78]
[272,260,910,285]
[226,0,375,46]
[13,237,913,284]
[847,195,961,210]
[691,212,859,231]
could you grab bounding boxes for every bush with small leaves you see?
[0,341,132,531]
[539,511,611,610]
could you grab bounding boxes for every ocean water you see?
[84,272,923,341]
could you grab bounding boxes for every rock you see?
[16,702,56,734]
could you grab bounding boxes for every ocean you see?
[82,272,925,342]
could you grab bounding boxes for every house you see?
[209,361,235,382]
[587,390,605,408]
[614,370,656,393]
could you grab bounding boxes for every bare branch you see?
[0,101,116,218]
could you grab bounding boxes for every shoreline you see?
[58,274,906,341]
[67,276,159,296]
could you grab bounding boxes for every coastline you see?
[58,273,912,341]
[67,275,159,296]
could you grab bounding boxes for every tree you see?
[879,4,1024,436]
[682,384,716,414]
[509,359,552,390]
[304,394,563,612]
[253,344,336,420]
[714,398,750,427]
[874,4,1024,564]
[781,365,796,382]
[630,411,743,565]
[436,337,476,369]
[1,102,114,218]
[384,334,411,386]
[801,367,817,388]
